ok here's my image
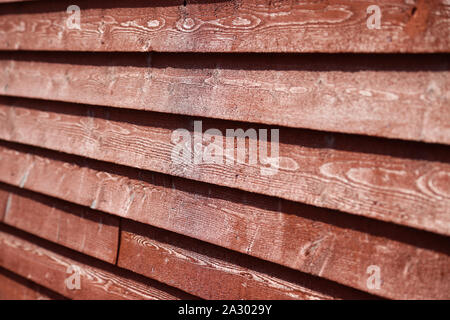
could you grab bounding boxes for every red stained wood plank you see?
[0,183,119,264]
[0,98,449,236]
[0,142,449,299]
[0,0,448,52]
[0,224,196,300]
[118,219,375,300]
[0,52,448,144]
[0,267,65,300]
[0,185,9,221]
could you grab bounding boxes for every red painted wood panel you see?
[0,98,449,236]
[0,184,9,221]
[0,0,448,52]
[118,219,375,300]
[0,0,448,301]
[118,219,450,300]
[0,267,65,300]
[0,183,119,264]
[0,141,449,298]
[0,224,196,299]
[0,53,448,144]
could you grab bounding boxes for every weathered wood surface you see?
[0,52,448,144]
[0,224,196,299]
[118,220,375,300]
[0,267,65,300]
[0,0,448,52]
[0,98,449,236]
[118,220,450,300]
[0,183,119,263]
[0,142,449,299]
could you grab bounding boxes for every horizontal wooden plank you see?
[0,52,448,144]
[0,142,449,299]
[0,97,449,235]
[118,220,449,300]
[0,0,448,52]
[0,267,65,300]
[0,185,9,221]
[0,224,196,299]
[0,183,119,264]
[119,220,376,300]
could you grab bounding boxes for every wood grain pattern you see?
[0,224,196,300]
[0,267,65,300]
[0,183,119,264]
[0,97,449,236]
[1,0,448,303]
[118,220,375,300]
[0,183,9,221]
[0,0,448,52]
[0,52,448,144]
[119,220,450,300]
[0,142,449,298]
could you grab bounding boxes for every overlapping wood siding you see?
[0,0,448,300]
